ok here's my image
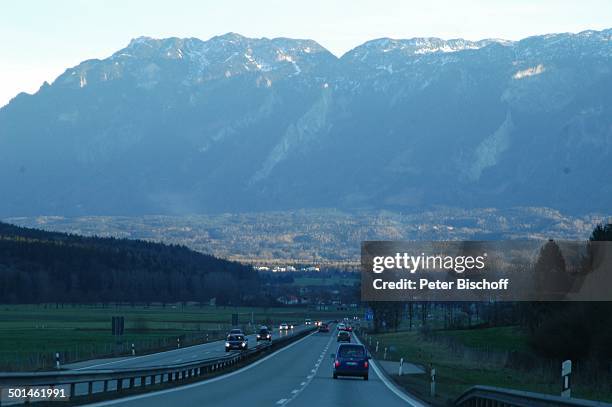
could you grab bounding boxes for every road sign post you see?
[430,366,436,397]
[561,360,572,398]
[112,316,125,337]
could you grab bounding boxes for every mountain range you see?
[0,29,611,216]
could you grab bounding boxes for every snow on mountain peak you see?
[345,36,512,61]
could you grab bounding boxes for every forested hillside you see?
[0,222,258,304]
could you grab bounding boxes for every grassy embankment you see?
[366,327,611,405]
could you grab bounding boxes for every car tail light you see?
[334,360,340,368]
[364,361,369,368]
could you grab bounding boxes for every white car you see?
[279,323,289,330]
[305,319,312,325]
[337,323,346,331]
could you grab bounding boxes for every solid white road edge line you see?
[354,334,428,407]
[84,331,317,406]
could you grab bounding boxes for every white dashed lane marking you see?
[277,332,335,406]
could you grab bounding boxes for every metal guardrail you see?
[0,327,316,406]
[455,385,612,407]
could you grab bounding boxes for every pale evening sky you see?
[1,0,611,107]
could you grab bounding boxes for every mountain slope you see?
[0,30,611,215]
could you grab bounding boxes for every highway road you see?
[68,326,309,371]
[84,326,426,407]
[55,326,313,398]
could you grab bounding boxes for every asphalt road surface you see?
[69,326,309,371]
[84,327,426,407]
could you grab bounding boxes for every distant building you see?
[276,295,299,305]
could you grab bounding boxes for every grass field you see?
[437,326,530,352]
[292,275,358,286]
[0,304,357,371]
[366,327,612,405]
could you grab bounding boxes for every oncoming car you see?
[279,323,294,330]
[256,327,272,341]
[318,323,330,333]
[332,344,369,380]
[225,334,248,352]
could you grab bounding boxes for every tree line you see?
[0,222,259,305]
[369,223,612,365]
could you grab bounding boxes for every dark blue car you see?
[332,344,369,380]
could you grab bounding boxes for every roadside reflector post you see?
[177,338,181,349]
[399,358,404,376]
[561,360,572,398]
[131,343,135,356]
[376,341,379,353]
[55,352,60,369]
[430,366,436,397]
[384,347,387,360]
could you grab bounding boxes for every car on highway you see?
[225,334,248,352]
[228,328,244,336]
[279,322,293,330]
[256,327,272,341]
[318,323,330,333]
[337,323,346,331]
[345,325,353,332]
[337,331,351,342]
[332,344,369,380]
[305,318,312,325]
